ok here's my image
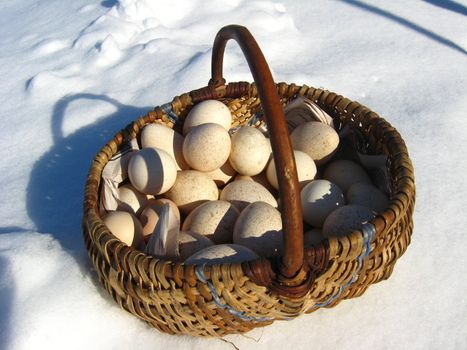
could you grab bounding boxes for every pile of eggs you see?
[103,99,389,265]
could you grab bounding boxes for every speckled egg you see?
[182,200,239,244]
[103,211,143,248]
[183,100,232,135]
[205,161,237,187]
[140,123,189,170]
[128,147,177,195]
[183,123,231,172]
[266,150,317,190]
[184,244,259,265]
[233,202,283,257]
[322,205,375,238]
[165,170,218,215]
[116,184,147,216]
[323,159,372,192]
[229,126,271,176]
[178,231,214,261]
[346,182,389,213]
[291,121,339,165]
[139,198,180,239]
[220,179,277,211]
[301,179,345,227]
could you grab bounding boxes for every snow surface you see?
[1,0,466,349]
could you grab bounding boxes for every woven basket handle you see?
[209,25,304,279]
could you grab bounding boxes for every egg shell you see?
[205,161,237,187]
[103,211,143,248]
[183,100,232,135]
[184,244,259,265]
[183,123,231,172]
[220,179,277,211]
[229,126,271,176]
[235,171,277,196]
[142,198,181,221]
[165,170,218,215]
[140,123,189,170]
[301,179,345,227]
[233,202,283,257]
[290,121,339,165]
[182,200,239,244]
[128,147,177,195]
[178,231,215,261]
[346,182,389,213]
[116,184,147,216]
[266,150,317,190]
[323,159,372,192]
[303,228,326,247]
[322,205,375,238]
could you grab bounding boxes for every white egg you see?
[303,228,326,247]
[229,126,271,176]
[233,202,283,257]
[323,160,372,192]
[291,121,339,165]
[103,211,143,248]
[184,244,259,265]
[220,179,277,211]
[266,150,317,190]
[322,205,375,238]
[183,100,232,135]
[205,161,237,187]
[301,179,345,227]
[178,231,214,261]
[165,170,218,215]
[182,200,239,244]
[183,123,231,172]
[128,147,177,195]
[140,123,189,170]
[116,184,147,216]
[346,182,389,213]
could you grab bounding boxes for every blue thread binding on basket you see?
[195,265,274,322]
[311,223,376,309]
[159,103,178,123]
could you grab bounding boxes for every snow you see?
[1,0,466,349]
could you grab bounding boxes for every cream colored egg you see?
[220,179,277,211]
[128,147,177,195]
[165,170,218,215]
[322,205,375,238]
[266,150,317,190]
[301,179,345,227]
[139,198,181,239]
[103,211,143,247]
[346,182,389,213]
[183,100,232,135]
[229,126,271,176]
[182,200,239,244]
[291,121,339,165]
[141,123,189,170]
[323,159,372,192]
[303,228,326,247]
[235,172,277,195]
[183,123,231,172]
[233,202,283,257]
[184,244,259,265]
[116,184,147,216]
[205,161,237,187]
[178,231,214,261]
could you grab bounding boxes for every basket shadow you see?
[26,93,151,259]
[341,0,467,56]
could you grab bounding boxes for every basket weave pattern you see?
[83,82,415,336]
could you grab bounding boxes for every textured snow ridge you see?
[1,0,467,349]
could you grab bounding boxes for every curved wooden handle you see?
[209,25,304,278]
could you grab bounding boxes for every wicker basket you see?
[82,25,415,336]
